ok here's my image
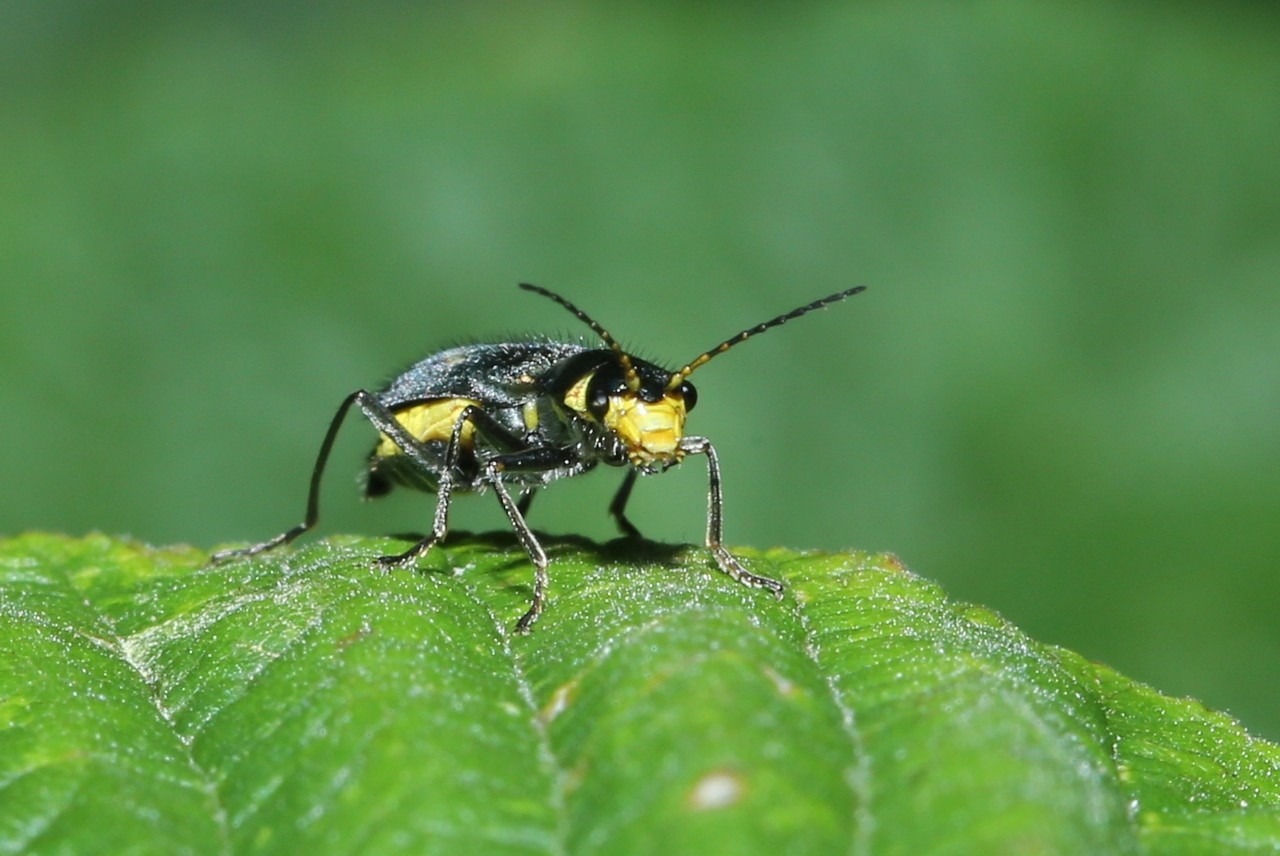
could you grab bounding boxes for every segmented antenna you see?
[519,283,641,391]
[665,286,867,390]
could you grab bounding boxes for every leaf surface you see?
[2,533,1278,854]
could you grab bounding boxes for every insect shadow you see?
[386,528,689,582]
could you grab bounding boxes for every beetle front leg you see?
[607,469,643,538]
[679,435,784,597]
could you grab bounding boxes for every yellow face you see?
[603,392,687,466]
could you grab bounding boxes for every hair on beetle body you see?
[212,282,866,632]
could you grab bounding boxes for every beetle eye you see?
[680,381,698,411]
[586,375,613,420]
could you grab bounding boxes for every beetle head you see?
[554,352,696,467]
[520,282,863,467]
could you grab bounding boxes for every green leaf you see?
[2,533,1278,854]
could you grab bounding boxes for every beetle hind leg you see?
[210,389,378,566]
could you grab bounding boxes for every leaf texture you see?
[2,533,1278,855]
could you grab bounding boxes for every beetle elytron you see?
[213,283,866,631]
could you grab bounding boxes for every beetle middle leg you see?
[482,443,586,631]
[377,405,578,632]
[375,404,528,568]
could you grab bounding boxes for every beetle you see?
[212,282,866,631]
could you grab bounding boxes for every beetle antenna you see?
[666,286,867,390]
[519,283,641,391]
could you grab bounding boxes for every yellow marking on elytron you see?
[522,400,540,432]
[561,372,595,414]
[375,398,480,458]
[603,393,687,465]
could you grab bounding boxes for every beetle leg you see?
[607,469,643,538]
[679,436,784,597]
[376,406,573,632]
[374,403,528,567]
[373,475,454,567]
[480,441,587,631]
[212,389,402,564]
[482,461,549,633]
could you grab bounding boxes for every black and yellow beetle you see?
[213,283,865,631]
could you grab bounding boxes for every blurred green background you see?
[3,2,1278,737]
